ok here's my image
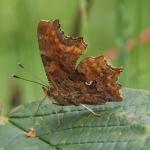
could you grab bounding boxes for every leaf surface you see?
[0,88,150,150]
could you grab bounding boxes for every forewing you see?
[37,20,87,84]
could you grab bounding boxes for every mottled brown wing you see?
[38,19,87,84]
[77,56,123,103]
[37,19,123,106]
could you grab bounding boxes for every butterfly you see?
[37,19,123,106]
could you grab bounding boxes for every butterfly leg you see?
[81,104,102,117]
[34,95,47,116]
[54,109,61,128]
[32,95,47,128]
[53,104,64,127]
[59,106,64,113]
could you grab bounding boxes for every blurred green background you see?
[0,0,150,113]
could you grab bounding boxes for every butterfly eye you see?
[85,80,93,86]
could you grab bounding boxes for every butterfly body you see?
[38,20,123,106]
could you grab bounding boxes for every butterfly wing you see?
[38,20,86,81]
[77,55,123,103]
[37,20,87,104]
[37,19,123,105]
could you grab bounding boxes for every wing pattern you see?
[38,19,123,105]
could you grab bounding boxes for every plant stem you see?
[115,0,129,84]
[131,0,142,88]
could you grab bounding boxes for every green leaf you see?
[0,88,150,150]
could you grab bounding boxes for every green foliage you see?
[0,88,150,150]
[0,0,150,113]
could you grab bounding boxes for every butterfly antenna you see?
[17,62,48,86]
[12,74,47,87]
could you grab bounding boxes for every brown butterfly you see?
[37,19,123,106]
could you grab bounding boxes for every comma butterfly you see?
[37,19,123,106]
